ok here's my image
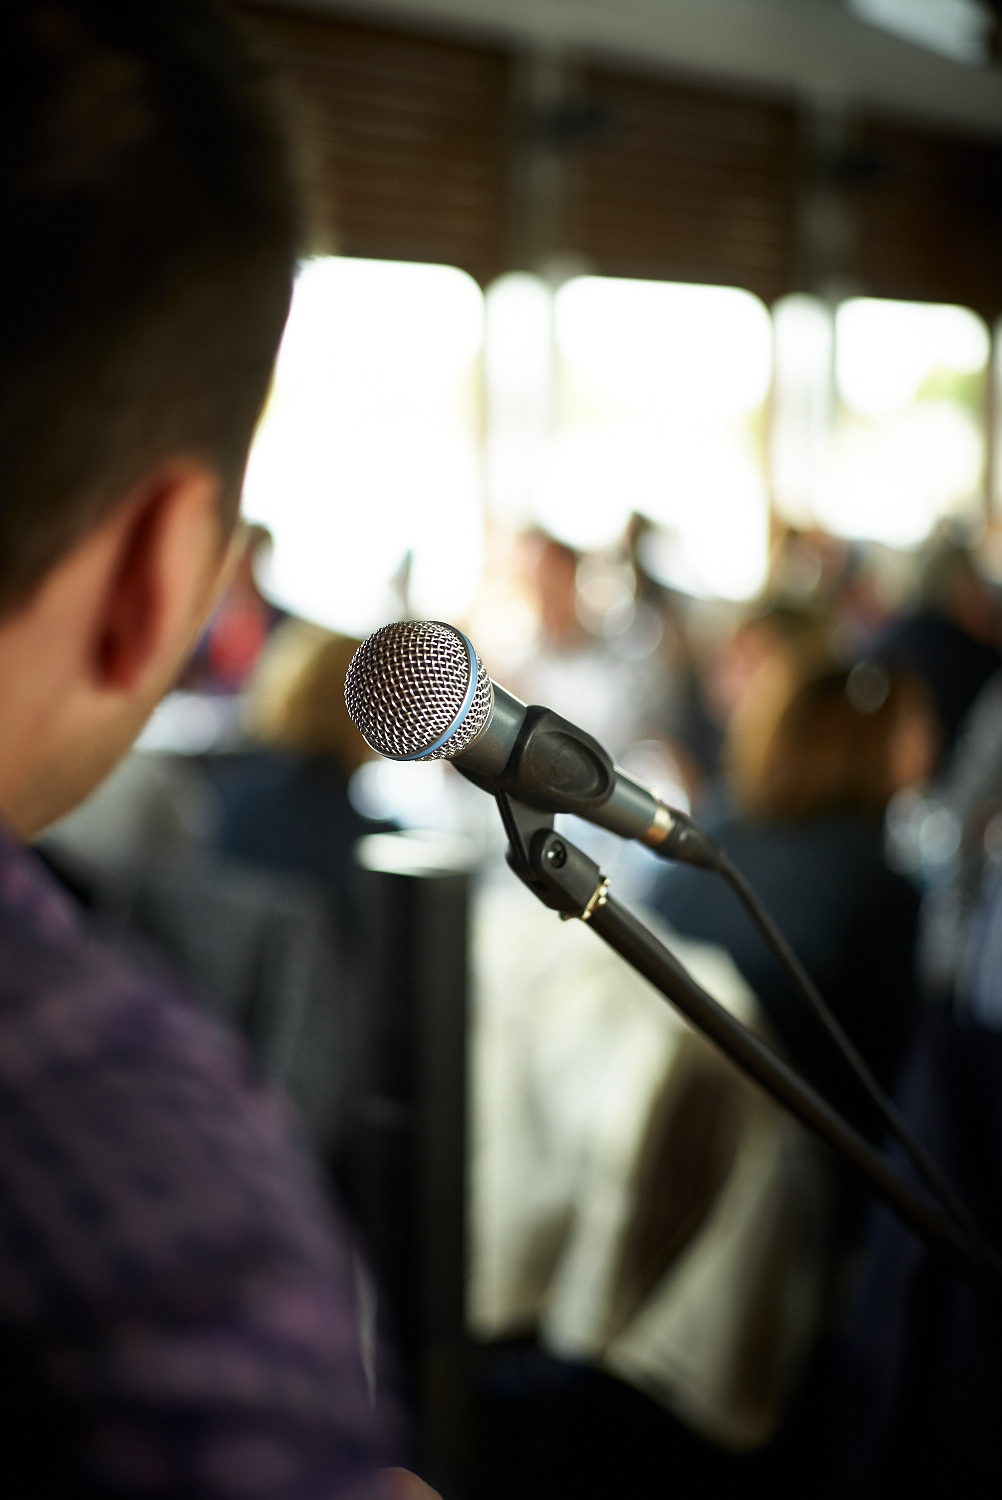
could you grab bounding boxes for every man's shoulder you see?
[0,900,399,1494]
[0,898,349,1300]
[0,893,255,1098]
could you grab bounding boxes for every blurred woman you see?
[210,621,390,933]
[653,664,936,1137]
[691,601,832,825]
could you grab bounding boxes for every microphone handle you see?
[456,687,685,850]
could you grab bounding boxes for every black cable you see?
[586,893,1002,1305]
[502,803,1002,1300]
[656,807,983,1239]
[716,851,982,1242]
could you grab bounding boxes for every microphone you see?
[343,623,1002,1289]
[344,620,718,869]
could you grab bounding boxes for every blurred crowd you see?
[36,513,1002,1499]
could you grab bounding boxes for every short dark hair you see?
[0,0,299,612]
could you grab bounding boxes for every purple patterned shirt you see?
[0,819,399,1497]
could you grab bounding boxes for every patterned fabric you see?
[0,820,398,1497]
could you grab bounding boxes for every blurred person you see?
[210,620,392,932]
[937,666,1002,855]
[767,529,901,664]
[511,530,698,901]
[469,880,834,1499]
[533,531,582,650]
[511,533,604,734]
[511,531,669,761]
[876,538,1002,770]
[36,744,218,879]
[884,662,1002,1003]
[696,602,832,824]
[653,666,935,1137]
[626,516,721,789]
[769,528,852,605]
[820,858,1002,1500]
[179,521,287,693]
[704,605,830,731]
[0,4,436,1496]
[827,542,903,662]
[857,542,1002,1000]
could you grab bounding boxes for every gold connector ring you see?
[580,876,610,923]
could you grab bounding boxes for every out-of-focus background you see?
[36,3,1002,1497]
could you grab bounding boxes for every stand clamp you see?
[495,791,610,921]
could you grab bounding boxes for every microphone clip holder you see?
[495,791,608,921]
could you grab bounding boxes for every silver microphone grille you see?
[344,620,494,761]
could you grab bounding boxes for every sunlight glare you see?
[835,298,988,418]
[242,257,485,636]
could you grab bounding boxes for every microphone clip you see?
[495,792,608,922]
[464,706,616,817]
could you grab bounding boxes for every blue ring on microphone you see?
[401,627,478,761]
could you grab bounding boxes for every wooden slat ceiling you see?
[237,4,511,285]
[852,120,1002,321]
[568,68,800,306]
[239,2,1002,316]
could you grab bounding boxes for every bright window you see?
[242,256,486,636]
[770,294,834,529]
[772,294,989,549]
[823,298,988,547]
[485,273,773,600]
[483,272,555,532]
[244,262,992,634]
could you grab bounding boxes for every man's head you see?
[0,0,298,835]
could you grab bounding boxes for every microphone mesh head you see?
[344,620,493,761]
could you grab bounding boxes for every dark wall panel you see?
[853,119,1002,320]
[238,4,511,286]
[569,68,800,305]
[239,3,1002,315]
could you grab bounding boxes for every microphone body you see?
[344,621,715,868]
[453,685,675,849]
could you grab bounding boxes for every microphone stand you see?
[494,791,1002,1308]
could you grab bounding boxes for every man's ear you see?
[95,461,225,693]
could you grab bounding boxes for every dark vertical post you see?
[413,867,470,1495]
[347,835,472,1498]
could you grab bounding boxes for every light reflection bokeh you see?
[242,258,996,633]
